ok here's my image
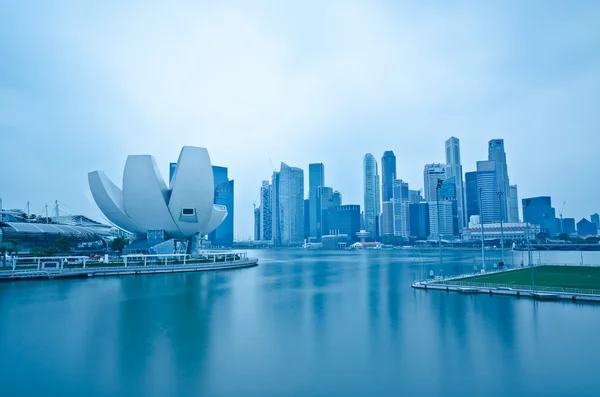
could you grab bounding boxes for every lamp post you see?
[436,179,443,269]
[479,187,485,270]
[525,199,534,290]
[497,191,505,266]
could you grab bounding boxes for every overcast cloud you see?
[1,0,599,238]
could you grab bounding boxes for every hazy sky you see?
[1,1,599,239]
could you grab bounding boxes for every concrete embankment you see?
[0,258,259,281]
[412,281,600,303]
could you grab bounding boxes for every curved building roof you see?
[0,222,106,240]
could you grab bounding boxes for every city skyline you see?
[2,2,599,238]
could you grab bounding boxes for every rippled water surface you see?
[1,249,599,396]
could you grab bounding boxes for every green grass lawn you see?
[460,266,600,290]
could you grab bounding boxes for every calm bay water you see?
[1,249,600,397]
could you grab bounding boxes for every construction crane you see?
[559,201,566,233]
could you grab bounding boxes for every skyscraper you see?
[363,154,380,238]
[276,162,304,245]
[445,137,465,231]
[254,207,261,241]
[325,205,361,242]
[591,213,600,230]
[317,186,334,238]
[381,151,396,202]
[465,171,479,223]
[423,164,447,202]
[509,185,519,223]
[260,180,272,242]
[332,191,342,207]
[271,171,280,245]
[522,196,557,235]
[208,166,234,246]
[440,176,459,235]
[381,201,394,236]
[308,163,324,240]
[304,199,310,240]
[476,161,500,224]
[409,202,430,239]
[409,189,422,204]
[392,179,410,238]
[428,200,454,238]
[488,139,511,222]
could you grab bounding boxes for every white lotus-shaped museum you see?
[88,146,227,240]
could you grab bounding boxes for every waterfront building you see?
[324,205,361,243]
[428,200,454,238]
[423,164,447,202]
[476,161,501,224]
[88,146,227,254]
[577,218,598,236]
[509,185,520,223]
[462,219,539,241]
[381,151,396,202]
[560,218,576,235]
[274,162,304,245]
[488,139,511,222]
[392,179,410,238]
[254,207,261,241]
[465,171,479,222]
[445,137,465,231]
[363,154,381,238]
[592,213,600,230]
[409,202,430,239]
[208,166,234,246]
[522,196,558,235]
[308,163,325,240]
[260,181,272,242]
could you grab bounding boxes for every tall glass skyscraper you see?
[276,162,304,245]
[363,154,381,238]
[308,163,324,240]
[409,202,430,239]
[208,166,234,246]
[476,161,500,224]
[488,139,511,222]
[445,137,465,231]
[392,179,410,238]
[317,186,334,238]
[381,151,396,202]
[464,171,479,223]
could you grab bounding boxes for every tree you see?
[536,232,550,243]
[558,233,570,242]
[56,236,72,253]
[110,237,129,253]
[8,240,19,256]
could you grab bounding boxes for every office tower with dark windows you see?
[332,191,342,207]
[317,186,334,239]
[445,137,465,231]
[363,154,381,238]
[409,202,430,239]
[325,205,361,243]
[522,196,558,235]
[392,179,410,238]
[308,163,325,240]
[208,166,234,246]
[591,213,600,231]
[465,171,479,223]
[381,151,396,202]
[254,207,261,241]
